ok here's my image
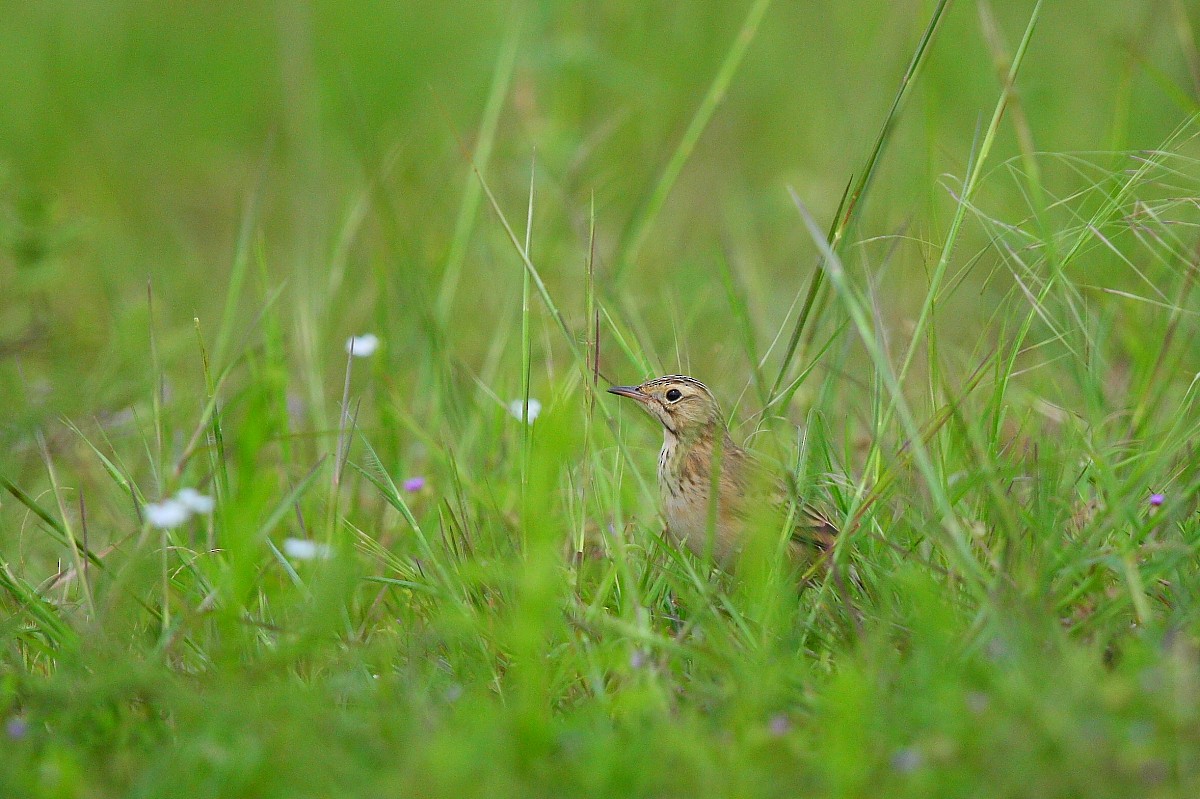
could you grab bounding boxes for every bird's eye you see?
[665,388,682,402]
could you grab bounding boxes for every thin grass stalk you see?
[897,0,1045,387]
[213,143,270,369]
[147,281,165,498]
[1000,118,1200,416]
[519,155,535,544]
[613,0,774,283]
[577,196,599,575]
[435,18,521,320]
[192,318,228,553]
[790,189,988,595]
[37,433,94,617]
[769,0,954,402]
[473,164,669,504]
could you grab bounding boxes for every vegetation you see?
[3,1,1200,796]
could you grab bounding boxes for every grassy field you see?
[4,0,1200,795]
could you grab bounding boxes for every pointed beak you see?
[607,385,648,403]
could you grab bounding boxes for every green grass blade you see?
[789,188,988,595]
[769,0,953,401]
[435,18,522,320]
[613,0,774,283]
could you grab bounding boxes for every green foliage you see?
[3,1,1200,796]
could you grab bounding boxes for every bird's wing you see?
[788,502,838,549]
[779,469,839,548]
[729,446,839,549]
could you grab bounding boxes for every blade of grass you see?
[63,418,144,504]
[0,564,78,649]
[435,17,521,320]
[715,247,768,412]
[351,436,461,600]
[769,0,953,402]
[473,157,671,506]
[37,433,94,616]
[863,1,1044,502]
[518,154,536,537]
[789,188,987,595]
[613,0,774,283]
[898,0,1044,388]
[1,477,104,568]
[212,139,272,370]
[193,317,229,551]
[147,281,165,497]
[256,457,327,548]
[999,119,1200,426]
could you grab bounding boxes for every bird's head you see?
[607,375,724,439]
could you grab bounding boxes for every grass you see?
[4,0,1200,796]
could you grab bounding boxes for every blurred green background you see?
[4,1,1200,797]
[1,0,1193,426]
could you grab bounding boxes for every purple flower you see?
[768,713,791,737]
[6,717,27,740]
[1149,493,1165,507]
[891,746,923,773]
[403,476,426,493]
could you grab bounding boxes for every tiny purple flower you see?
[768,713,791,737]
[1149,493,1165,507]
[403,476,426,493]
[891,746,923,773]
[6,717,28,740]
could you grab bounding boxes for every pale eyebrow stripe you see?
[649,374,711,393]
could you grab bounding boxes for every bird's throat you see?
[659,427,720,491]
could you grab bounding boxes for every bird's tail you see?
[790,504,838,550]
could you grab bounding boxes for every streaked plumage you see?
[608,375,835,565]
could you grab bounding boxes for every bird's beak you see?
[607,385,648,403]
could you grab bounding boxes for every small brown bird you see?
[608,374,836,565]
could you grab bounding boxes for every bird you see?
[607,374,836,566]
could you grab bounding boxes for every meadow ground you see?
[4,1,1200,796]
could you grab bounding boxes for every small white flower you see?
[345,333,380,357]
[282,537,331,561]
[144,499,190,529]
[507,397,542,423]
[175,488,215,514]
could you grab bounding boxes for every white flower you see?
[507,397,542,423]
[144,499,190,529]
[175,488,215,514]
[282,537,331,561]
[345,334,380,357]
